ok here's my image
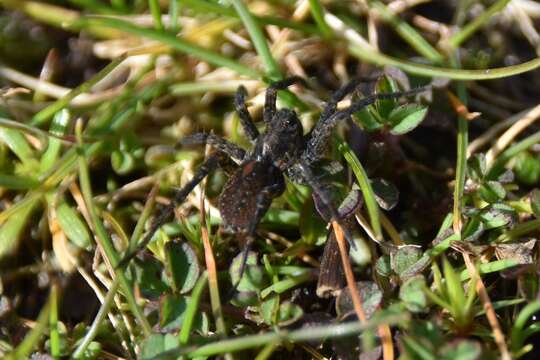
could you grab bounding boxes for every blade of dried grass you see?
[485,103,540,167]
[332,221,394,360]
[198,148,227,339]
[462,252,511,360]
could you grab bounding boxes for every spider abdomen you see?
[218,160,285,232]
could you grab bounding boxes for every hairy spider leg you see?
[312,74,382,123]
[179,133,246,162]
[303,86,428,164]
[263,76,307,123]
[292,161,357,249]
[318,77,364,121]
[117,152,225,268]
[234,86,260,142]
[230,181,283,294]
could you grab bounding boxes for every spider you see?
[118,76,425,288]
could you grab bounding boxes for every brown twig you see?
[199,154,227,338]
[462,252,511,360]
[332,221,394,360]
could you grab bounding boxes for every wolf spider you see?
[119,76,425,288]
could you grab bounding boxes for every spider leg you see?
[293,161,357,249]
[264,76,307,123]
[314,75,382,122]
[234,85,260,143]
[179,133,246,162]
[319,77,365,120]
[232,182,283,291]
[117,152,224,268]
[303,86,428,164]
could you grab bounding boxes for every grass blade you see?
[338,141,382,241]
[77,16,260,78]
[75,121,152,336]
[371,1,443,63]
[227,0,281,80]
[448,0,511,49]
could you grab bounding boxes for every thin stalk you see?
[7,295,51,359]
[148,0,164,30]
[0,0,79,28]
[155,312,408,358]
[486,131,540,179]
[72,278,121,359]
[448,0,511,48]
[497,219,540,242]
[325,12,540,79]
[75,122,152,336]
[348,45,540,80]
[169,0,180,32]
[227,0,282,80]
[198,162,227,339]
[78,17,260,78]
[49,283,60,359]
[452,80,469,233]
[371,1,443,63]
[74,185,158,356]
[179,272,209,344]
[339,141,382,241]
[462,253,511,360]
[308,0,333,39]
[31,57,124,126]
[182,0,319,34]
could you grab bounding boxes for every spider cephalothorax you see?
[118,76,426,287]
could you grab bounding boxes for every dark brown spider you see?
[118,76,426,289]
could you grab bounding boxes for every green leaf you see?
[72,340,101,360]
[442,257,466,314]
[514,151,540,185]
[160,294,188,331]
[229,252,268,292]
[0,174,40,190]
[276,301,303,326]
[479,181,506,203]
[336,281,382,319]
[165,241,200,294]
[0,128,39,170]
[40,109,70,173]
[354,107,384,131]
[375,255,392,277]
[439,339,481,360]
[478,205,514,229]
[388,104,428,135]
[391,245,422,276]
[111,150,136,175]
[134,259,169,298]
[56,201,91,250]
[140,333,179,360]
[400,275,427,313]
[0,195,41,260]
[467,154,487,181]
[260,295,279,325]
[462,217,484,242]
[375,76,399,119]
